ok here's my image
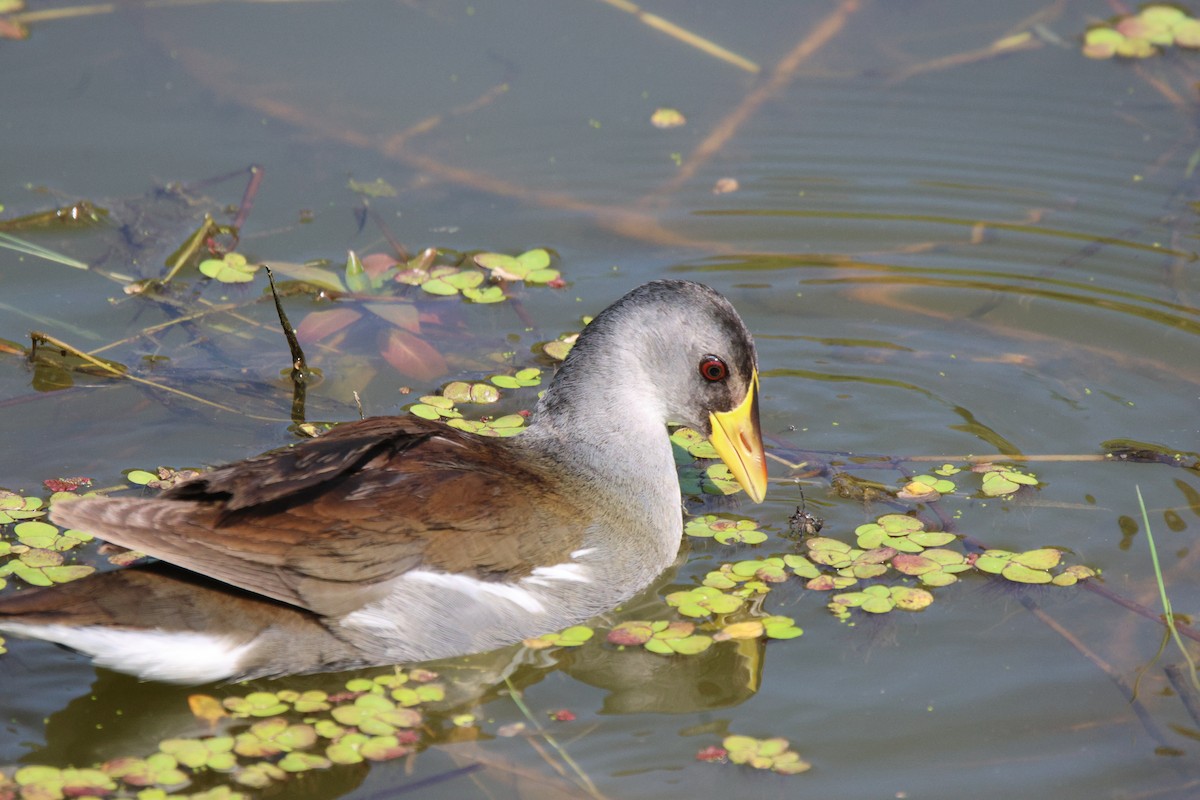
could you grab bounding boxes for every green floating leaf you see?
[199,252,258,284]
[721,734,811,775]
[684,514,768,545]
[524,624,594,649]
[463,285,506,303]
[344,250,370,293]
[671,426,720,460]
[491,367,542,389]
[442,381,501,405]
[446,413,526,437]
[0,491,44,523]
[665,586,744,618]
[474,249,559,284]
[609,620,712,655]
[347,177,397,198]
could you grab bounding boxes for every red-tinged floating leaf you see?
[0,19,29,40]
[380,328,447,382]
[188,694,229,726]
[296,307,362,344]
[362,253,400,278]
[548,709,576,722]
[607,621,654,646]
[43,477,91,492]
[1011,548,1061,570]
[365,302,421,333]
[892,554,938,575]
[696,746,728,762]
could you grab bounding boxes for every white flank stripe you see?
[527,562,592,585]
[405,570,547,614]
[1,623,253,684]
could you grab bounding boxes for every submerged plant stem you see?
[1137,485,1200,691]
[29,331,282,422]
[593,0,759,73]
[504,678,604,799]
[646,0,861,199]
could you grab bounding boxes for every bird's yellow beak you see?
[708,371,768,503]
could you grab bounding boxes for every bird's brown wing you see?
[51,416,588,617]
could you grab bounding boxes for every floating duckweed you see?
[972,547,1072,584]
[670,426,720,459]
[712,615,802,641]
[829,584,934,618]
[408,394,462,421]
[607,620,713,655]
[232,718,317,757]
[331,694,422,735]
[446,413,526,437]
[103,753,190,789]
[199,252,258,284]
[442,381,501,404]
[855,514,955,552]
[233,761,286,789]
[1082,4,1200,58]
[721,735,811,775]
[14,519,91,550]
[0,542,95,587]
[390,683,445,707]
[0,491,44,523]
[897,473,955,501]
[665,585,745,617]
[684,514,768,544]
[523,624,594,649]
[277,751,332,773]
[159,737,238,771]
[223,691,290,718]
[474,248,561,285]
[702,463,743,496]
[540,328,581,361]
[976,464,1039,497]
[892,548,971,587]
[490,367,542,389]
[701,563,770,596]
[15,765,119,797]
[650,107,687,128]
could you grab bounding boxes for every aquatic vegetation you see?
[671,426,720,459]
[490,367,542,389]
[523,624,595,649]
[446,414,527,437]
[606,620,713,655]
[199,252,259,284]
[442,380,502,404]
[665,585,745,617]
[1083,4,1200,58]
[0,490,44,524]
[855,514,956,552]
[896,472,955,501]
[974,464,1039,497]
[829,584,934,617]
[473,248,562,285]
[684,514,768,544]
[891,548,972,587]
[716,735,811,774]
[650,107,687,129]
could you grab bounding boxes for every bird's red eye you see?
[699,355,728,382]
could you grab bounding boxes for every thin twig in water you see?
[592,0,759,73]
[28,331,283,422]
[646,0,861,199]
[504,678,605,799]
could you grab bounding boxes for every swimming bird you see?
[0,280,766,683]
